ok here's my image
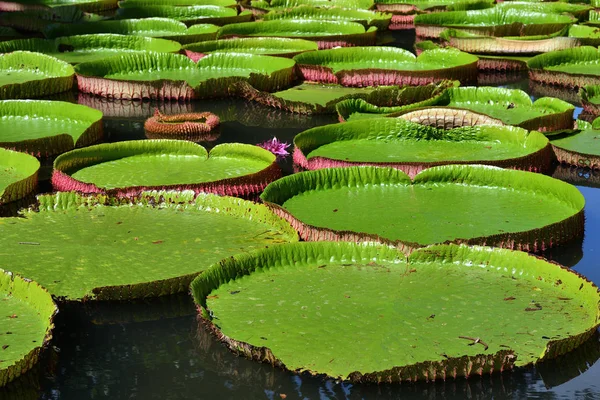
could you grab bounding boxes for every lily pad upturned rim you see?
[74,51,296,100]
[192,241,600,383]
[0,0,119,13]
[292,118,553,176]
[0,99,103,157]
[0,269,57,388]
[260,165,585,253]
[550,117,600,170]
[143,109,221,142]
[0,147,40,205]
[182,37,319,60]
[293,46,478,87]
[52,140,281,198]
[0,51,75,100]
[6,190,298,301]
[528,46,600,89]
[115,5,253,26]
[216,19,378,49]
[580,84,600,116]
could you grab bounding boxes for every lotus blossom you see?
[258,137,291,158]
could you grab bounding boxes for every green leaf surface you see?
[0,269,56,387]
[183,37,318,56]
[375,0,494,11]
[192,242,600,381]
[0,51,74,100]
[0,191,298,301]
[0,100,102,156]
[43,18,219,44]
[55,141,275,189]
[217,19,374,38]
[293,46,478,73]
[261,6,392,29]
[0,34,181,64]
[0,147,40,205]
[528,46,600,77]
[115,5,252,25]
[118,0,236,7]
[496,1,592,19]
[295,117,548,163]
[0,0,118,12]
[254,0,374,10]
[260,165,584,247]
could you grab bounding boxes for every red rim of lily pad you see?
[143,109,221,141]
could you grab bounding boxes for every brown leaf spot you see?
[152,240,164,244]
[2,345,8,350]
[504,296,516,301]
[207,295,219,300]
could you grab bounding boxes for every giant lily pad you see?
[293,46,478,86]
[580,85,600,115]
[260,165,585,251]
[0,100,103,157]
[414,8,576,39]
[52,140,280,198]
[496,1,592,21]
[217,20,378,49]
[528,46,600,88]
[183,37,318,62]
[0,0,118,12]
[0,270,57,387]
[43,18,219,45]
[118,0,237,7]
[568,25,600,47]
[293,118,552,175]
[74,52,296,100]
[337,87,575,132]
[374,0,494,13]
[0,148,39,205]
[0,51,74,100]
[550,117,600,169]
[0,191,298,301]
[261,6,392,30]
[0,6,104,33]
[192,241,600,382]
[116,5,252,26]
[0,34,181,64]
[234,80,452,114]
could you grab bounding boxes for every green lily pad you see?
[43,18,219,45]
[293,118,552,174]
[0,5,104,33]
[293,46,478,86]
[581,84,600,115]
[261,6,392,30]
[0,270,57,387]
[260,165,584,251]
[496,1,592,20]
[0,0,118,12]
[74,51,296,100]
[0,191,298,301]
[251,0,374,10]
[415,8,576,39]
[235,80,451,114]
[550,116,600,169]
[0,34,181,65]
[52,140,280,197]
[0,148,39,205]
[217,19,378,49]
[0,27,23,41]
[116,5,252,26]
[0,100,103,157]
[118,0,236,7]
[568,25,600,47]
[374,0,494,13]
[0,51,74,100]
[338,87,574,132]
[192,241,600,382]
[183,37,318,60]
[528,46,600,88]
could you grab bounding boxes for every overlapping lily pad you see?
[250,0,374,11]
[44,18,220,44]
[0,191,298,301]
[116,5,252,26]
[337,87,575,132]
[74,52,296,100]
[217,20,378,49]
[183,37,318,62]
[260,165,585,251]
[192,241,600,382]
[261,6,392,30]
[0,148,39,205]
[293,118,552,175]
[0,51,74,100]
[0,34,182,64]
[53,140,281,198]
[0,100,103,157]
[0,0,118,12]
[118,0,237,7]
[580,85,600,115]
[234,81,452,115]
[293,46,478,86]
[568,25,600,47]
[528,46,600,88]
[414,8,576,39]
[0,269,57,387]
[0,6,104,33]
[374,0,494,13]
[496,1,592,21]
[550,118,600,169]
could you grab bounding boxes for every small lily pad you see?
[0,148,39,205]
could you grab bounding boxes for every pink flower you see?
[258,137,290,158]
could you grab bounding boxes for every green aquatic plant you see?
[0,148,39,205]
[183,37,318,61]
[550,116,600,169]
[581,84,600,115]
[192,241,600,382]
[116,5,252,26]
[528,46,600,88]
[261,6,392,30]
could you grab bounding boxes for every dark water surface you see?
[1,30,600,400]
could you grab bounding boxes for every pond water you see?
[1,30,600,400]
